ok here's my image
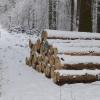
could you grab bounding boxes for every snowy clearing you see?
[0,27,100,100]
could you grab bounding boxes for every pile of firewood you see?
[26,30,100,85]
[26,31,63,78]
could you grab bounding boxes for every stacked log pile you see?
[26,32,62,78]
[26,30,100,85]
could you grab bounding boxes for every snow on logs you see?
[26,29,100,85]
[53,70,100,85]
[42,30,100,55]
[47,39,100,56]
[42,29,100,40]
[59,55,100,70]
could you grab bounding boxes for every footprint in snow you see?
[15,44,24,48]
[18,73,22,76]
[0,92,2,97]
[8,46,11,49]
[19,60,22,63]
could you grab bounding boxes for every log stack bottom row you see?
[53,70,100,85]
[26,30,100,85]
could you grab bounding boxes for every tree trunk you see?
[76,0,81,29]
[71,0,74,31]
[49,0,56,30]
[97,1,100,33]
[79,0,92,32]
[32,9,35,29]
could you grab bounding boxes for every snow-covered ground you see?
[0,27,100,100]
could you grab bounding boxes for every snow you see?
[0,26,100,100]
[48,39,100,53]
[55,69,100,76]
[45,29,100,39]
[58,46,100,53]
[48,39,100,48]
[46,30,100,54]
[59,55,100,64]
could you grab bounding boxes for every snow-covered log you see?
[26,29,100,85]
[47,39,100,55]
[58,55,100,69]
[42,29,100,40]
[53,69,100,85]
[59,55,100,64]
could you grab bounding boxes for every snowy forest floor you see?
[0,26,100,100]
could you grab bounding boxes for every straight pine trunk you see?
[71,0,74,31]
[79,0,92,32]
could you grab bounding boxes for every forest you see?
[0,0,99,34]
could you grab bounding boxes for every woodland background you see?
[0,0,99,34]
